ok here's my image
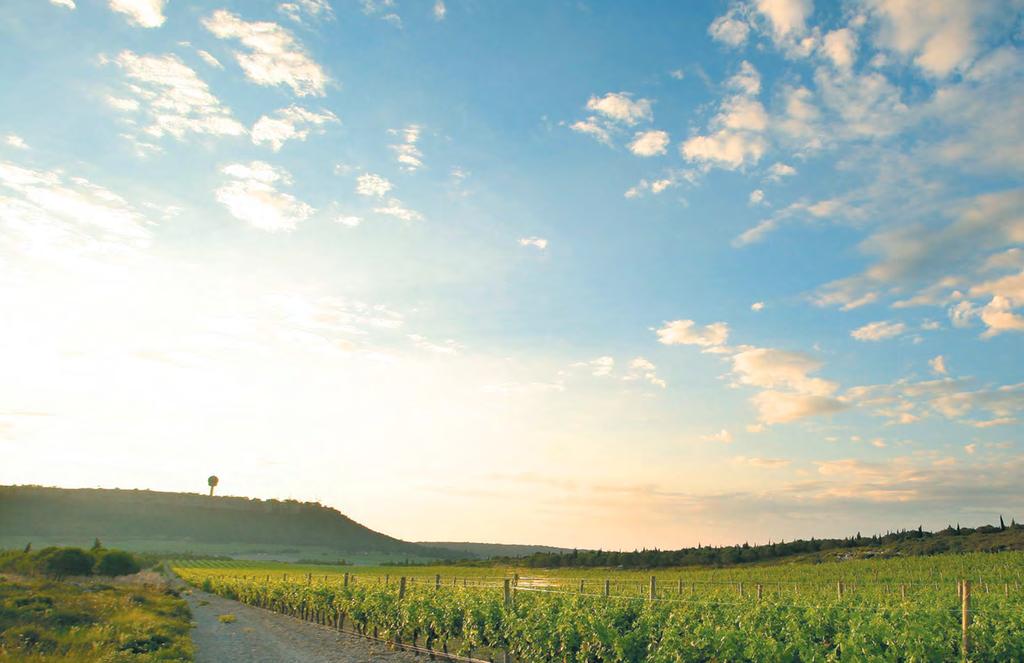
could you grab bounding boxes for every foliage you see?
[0,546,144,579]
[487,522,1024,569]
[95,550,142,577]
[40,548,95,579]
[175,551,1024,662]
[0,575,192,661]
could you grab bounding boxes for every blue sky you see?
[1,0,1022,549]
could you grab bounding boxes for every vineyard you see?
[174,552,1024,662]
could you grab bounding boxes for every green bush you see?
[94,549,140,577]
[40,548,94,579]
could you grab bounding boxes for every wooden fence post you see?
[343,573,349,588]
[900,584,906,600]
[579,579,585,594]
[604,579,610,597]
[738,582,744,598]
[837,580,844,600]
[962,579,971,661]
[649,576,656,601]
[504,579,512,608]
[399,576,406,599]
[756,584,763,601]
[435,574,441,589]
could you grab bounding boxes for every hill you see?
[0,485,461,562]
[417,541,575,558]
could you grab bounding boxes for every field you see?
[0,574,193,662]
[174,552,1024,662]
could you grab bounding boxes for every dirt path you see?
[184,587,422,663]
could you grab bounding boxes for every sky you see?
[1,0,1022,551]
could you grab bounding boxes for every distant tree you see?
[208,475,219,497]
[42,548,94,579]
[1000,515,1006,531]
[95,550,140,576]
[23,542,31,553]
[91,537,104,551]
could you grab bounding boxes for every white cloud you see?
[625,356,666,388]
[708,6,750,46]
[816,189,1024,312]
[681,129,767,171]
[929,355,947,375]
[389,124,424,171]
[278,0,334,23]
[751,390,846,425]
[586,92,652,125]
[202,10,329,97]
[251,106,338,151]
[964,443,976,454]
[578,356,615,377]
[748,189,765,205]
[765,162,797,181]
[569,117,611,145]
[50,0,76,8]
[681,61,768,171]
[197,50,223,69]
[731,348,837,396]
[733,455,791,468]
[702,429,733,443]
[361,0,402,26]
[977,295,1024,337]
[355,173,393,197]
[334,214,362,227]
[751,301,765,311]
[754,0,812,42]
[0,159,151,264]
[656,320,729,348]
[433,0,446,20]
[628,130,669,157]
[728,60,761,96]
[866,0,991,77]
[822,27,858,69]
[108,0,166,28]
[373,199,423,222]
[851,320,906,341]
[408,334,461,355]
[518,237,548,250]
[215,161,314,232]
[107,51,246,142]
[669,69,685,80]
[4,135,28,150]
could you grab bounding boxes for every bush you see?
[40,548,94,579]
[94,550,140,577]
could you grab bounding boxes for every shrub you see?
[218,613,236,623]
[40,548,94,579]
[95,550,140,577]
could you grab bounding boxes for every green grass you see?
[0,575,193,662]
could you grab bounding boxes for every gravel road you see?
[184,587,422,663]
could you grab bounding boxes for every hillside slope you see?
[417,541,575,558]
[0,485,458,559]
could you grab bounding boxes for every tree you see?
[91,537,104,551]
[1000,515,1006,531]
[207,475,219,497]
[42,548,94,579]
[23,542,31,553]
[95,550,140,576]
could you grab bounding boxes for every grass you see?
[0,574,193,662]
[216,613,236,623]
